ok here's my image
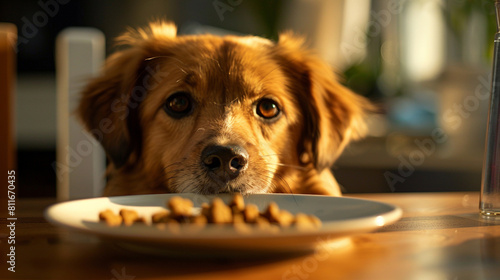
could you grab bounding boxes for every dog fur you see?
[77,21,372,196]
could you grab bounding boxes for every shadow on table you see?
[379,213,500,232]
[410,235,500,279]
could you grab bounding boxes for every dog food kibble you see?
[200,202,210,217]
[294,213,322,230]
[119,209,145,226]
[151,210,170,224]
[189,214,208,226]
[167,196,193,217]
[99,209,123,227]
[98,194,322,233]
[229,193,245,213]
[156,220,181,234]
[207,197,233,224]
[262,202,294,228]
[242,203,260,223]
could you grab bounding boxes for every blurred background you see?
[0,0,495,197]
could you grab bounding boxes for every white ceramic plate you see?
[44,193,402,256]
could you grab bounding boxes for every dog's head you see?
[78,21,371,195]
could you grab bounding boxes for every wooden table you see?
[1,192,499,280]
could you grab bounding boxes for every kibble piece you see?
[229,193,245,214]
[262,203,294,227]
[119,209,144,226]
[233,213,252,234]
[200,202,210,217]
[232,213,245,224]
[151,210,170,224]
[156,220,181,234]
[294,213,312,228]
[275,210,294,227]
[168,196,193,217]
[99,209,122,227]
[185,214,208,233]
[294,213,322,230]
[243,204,260,223]
[190,214,208,226]
[254,216,279,233]
[262,202,281,223]
[255,216,271,228]
[308,214,322,228]
[209,197,232,224]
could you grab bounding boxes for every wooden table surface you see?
[1,192,499,280]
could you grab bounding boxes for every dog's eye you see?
[164,92,193,118]
[256,98,281,120]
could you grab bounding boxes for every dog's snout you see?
[201,145,248,182]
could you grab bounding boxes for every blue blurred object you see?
[387,89,438,134]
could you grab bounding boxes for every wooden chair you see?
[0,23,17,176]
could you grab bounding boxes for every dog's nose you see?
[201,145,249,182]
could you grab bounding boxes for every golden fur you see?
[77,21,372,196]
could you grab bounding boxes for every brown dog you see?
[77,21,371,197]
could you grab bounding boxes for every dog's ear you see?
[275,32,373,171]
[77,21,177,168]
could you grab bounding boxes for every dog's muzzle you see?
[201,145,249,183]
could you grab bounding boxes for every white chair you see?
[55,28,106,200]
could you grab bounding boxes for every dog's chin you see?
[171,176,271,195]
